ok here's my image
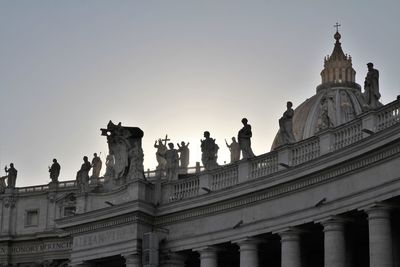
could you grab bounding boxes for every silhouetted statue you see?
[238,118,255,159]
[364,62,381,109]
[154,139,168,170]
[100,121,145,181]
[226,137,240,163]
[76,156,91,192]
[105,154,115,177]
[91,153,102,178]
[279,101,296,145]
[165,143,179,180]
[201,131,219,170]
[177,141,190,169]
[49,159,61,182]
[4,163,17,188]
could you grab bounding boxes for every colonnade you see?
[72,205,395,267]
[162,205,394,267]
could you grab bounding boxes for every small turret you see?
[317,24,360,91]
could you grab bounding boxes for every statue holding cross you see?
[154,134,170,170]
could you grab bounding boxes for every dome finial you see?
[334,22,341,42]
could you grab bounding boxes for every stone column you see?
[234,237,261,267]
[321,217,346,267]
[366,206,393,267]
[195,246,218,267]
[279,229,301,267]
[124,253,142,267]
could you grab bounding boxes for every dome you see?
[271,29,378,150]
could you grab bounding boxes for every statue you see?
[76,156,91,192]
[91,153,102,178]
[340,91,356,123]
[4,163,17,188]
[238,118,255,159]
[154,138,168,170]
[225,137,240,163]
[127,142,145,179]
[177,141,190,169]
[201,131,219,170]
[317,96,334,131]
[105,154,115,177]
[165,143,179,180]
[101,121,145,181]
[364,62,381,109]
[279,101,296,145]
[48,159,61,182]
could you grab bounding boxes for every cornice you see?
[155,137,400,226]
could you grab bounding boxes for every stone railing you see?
[10,99,400,201]
[168,176,200,202]
[376,100,400,131]
[249,152,278,179]
[333,120,363,150]
[291,137,320,165]
[211,165,239,190]
[17,184,50,193]
[165,98,400,202]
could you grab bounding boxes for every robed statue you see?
[49,159,61,182]
[279,101,296,145]
[201,131,219,170]
[364,62,381,109]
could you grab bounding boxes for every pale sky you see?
[1,1,399,186]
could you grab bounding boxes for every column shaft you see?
[367,207,393,267]
[322,219,346,267]
[235,238,260,267]
[196,246,218,267]
[280,229,301,267]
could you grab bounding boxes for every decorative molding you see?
[155,140,400,225]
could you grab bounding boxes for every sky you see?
[0,1,399,187]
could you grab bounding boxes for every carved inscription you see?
[73,225,136,249]
[0,241,71,255]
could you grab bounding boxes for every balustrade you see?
[249,152,278,179]
[291,137,320,165]
[211,165,239,190]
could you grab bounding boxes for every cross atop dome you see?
[334,22,341,32]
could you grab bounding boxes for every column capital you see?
[274,227,302,242]
[317,216,348,232]
[362,204,391,220]
[232,237,264,246]
[194,245,220,253]
[123,253,141,264]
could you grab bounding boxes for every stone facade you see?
[1,31,400,267]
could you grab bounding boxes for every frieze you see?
[0,240,71,255]
[67,212,153,235]
[155,140,400,225]
[73,224,136,250]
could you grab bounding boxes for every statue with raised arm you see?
[177,141,190,169]
[226,137,240,163]
[49,159,61,182]
[76,156,91,192]
[238,118,255,159]
[165,143,179,180]
[4,163,17,189]
[154,139,168,170]
[279,101,296,145]
[364,62,381,109]
[91,153,102,178]
[201,131,219,170]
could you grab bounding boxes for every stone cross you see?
[334,22,341,32]
[162,134,170,146]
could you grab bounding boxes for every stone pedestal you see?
[366,206,393,267]
[279,229,301,267]
[124,254,142,267]
[195,246,218,267]
[322,218,346,267]
[234,237,261,267]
